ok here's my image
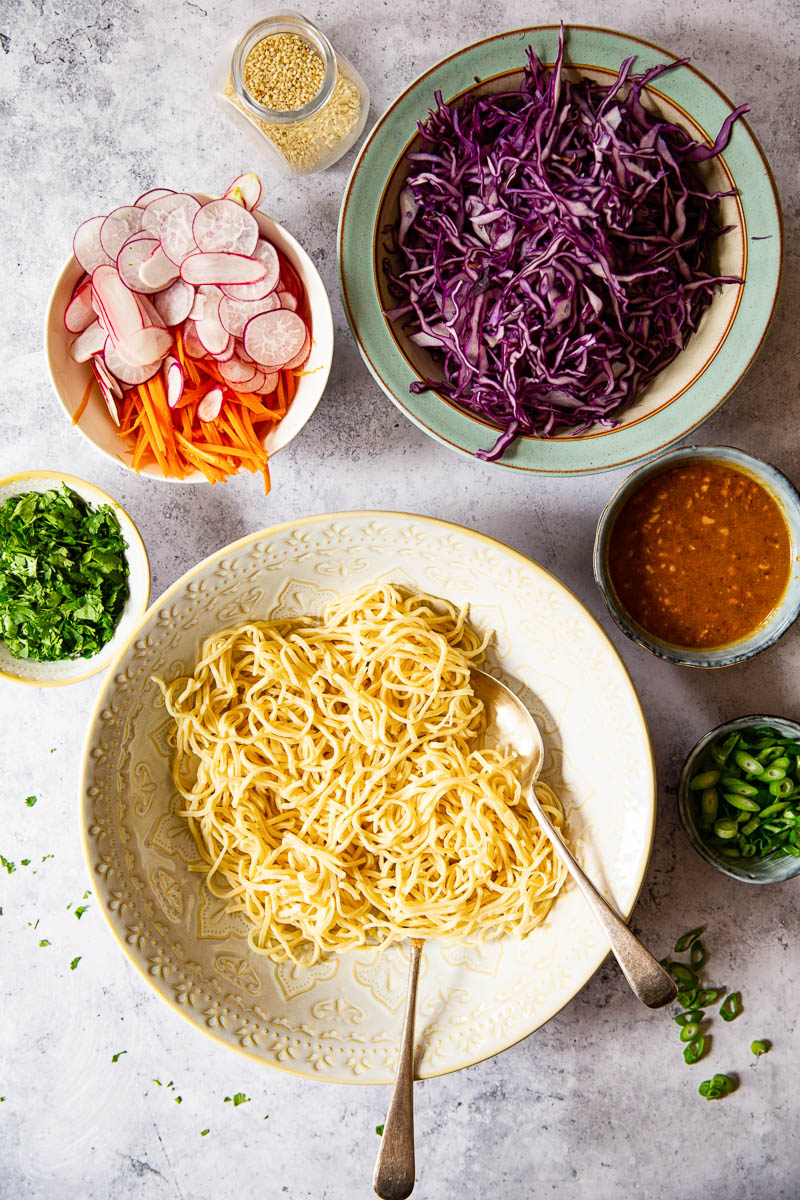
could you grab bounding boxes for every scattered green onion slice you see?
[674,1009,705,1027]
[674,927,705,953]
[751,1040,770,1056]
[719,992,742,1022]
[683,1036,708,1065]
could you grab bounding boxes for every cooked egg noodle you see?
[157,584,567,964]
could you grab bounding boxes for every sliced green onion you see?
[719,992,742,1022]
[751,1040,770,1057]
[680,1021,700,1042]
[734,750,764,776]
[689,941,708,971]
[724,792,760,812]
[713,818,739,839]
[676,989,699,1009]
[670,964,698,985]
[700,789,718,826]
[690,770,721,790]
[674,1009,705,1026]
[696,988,722,1006]
[673,927,705,953]
[683,1036,708,1065]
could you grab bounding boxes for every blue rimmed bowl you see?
[678,715,800,883]
[593,445,800,667]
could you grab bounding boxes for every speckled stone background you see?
[1,0,799,1197]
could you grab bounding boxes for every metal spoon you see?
[373,938,423,1200]
[470,668,677,1010]
[374,672,675,1200]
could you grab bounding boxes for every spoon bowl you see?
[470,668,677,1011]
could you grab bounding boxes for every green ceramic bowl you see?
[338,25,782,475]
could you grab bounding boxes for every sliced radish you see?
[220,239,279,301]
[135,293,167,330]
[91,265,147,346]
[70,320,107,362]
[92,354,123,400]
[243,309,307,369]
[237,342,254,363]
[103,338,162,385]
[277,290,297,311]
[118,324,173,368]
[284,329,311,370]
[143,193,201,265]
[73,216,113,274]
[180,253,267,287]
[218,356,258,385]
[116,235,161,293]
[134,187,175,208]
[182,322,206,358]
[193,199,259,256]
[189,291,207,321]
[223,173,262,211]
[218,291,279,338]
[100,206,144,259]
[197,386,223,423]
[154,278,195,326]
[164,356,185,408]
[196,303,230,356]
[64,281,95,333]
[139,246,180,290]
[254,370,279,395]
[213,334,235,362]
[91,357,121,425]
[248,368,269,393]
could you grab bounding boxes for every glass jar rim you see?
[230,12,336,126]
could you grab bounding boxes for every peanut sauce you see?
[607,460,792,649]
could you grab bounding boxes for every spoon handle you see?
[373,939,423,1200]
[529,789,677,1009]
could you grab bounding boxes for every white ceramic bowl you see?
[0,471,150,686]
[82,511,655,1082]
[45,196,334,483]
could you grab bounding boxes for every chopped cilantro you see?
[70,957,81,970]
[0,485,129,662]
[41,854,53,863]
[74,906,87,920]
[24,796,37,807]
[376,1124,385,1136]
[223,1096,231,1103]
[1,856,15,875]
[20,859,30,867]
[175,1096,182,1105]
[39,939,51,947]
[153,1079,162,1087]
[111,1051,126,1063]
[232,1093,249,1107]
[201,1128,209,1136]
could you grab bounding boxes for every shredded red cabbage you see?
[384,29,749,461]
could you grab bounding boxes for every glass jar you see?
[211,10,370,177]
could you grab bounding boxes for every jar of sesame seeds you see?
[212,11,370,177]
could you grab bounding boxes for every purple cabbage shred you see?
[384,29,749,460]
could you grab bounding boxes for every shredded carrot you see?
[73,377,94,426]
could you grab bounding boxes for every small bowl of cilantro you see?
[0,471,150,685]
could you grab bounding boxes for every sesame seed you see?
[244,33,325,111]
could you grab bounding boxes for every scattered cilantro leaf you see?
[39,939,51,947]
[74,906,88,919]
[153,1079,162,1087]
[41,854,53,863]
[111,1051,127,1063]
[223,1096,231,1103]
[20,859,30,867]
[0,486,129,662]
[376,1124,385,1136]
[82,890,90,899]
[24,796,37,807]
[175,1096,182,1105]
[70,956,81,970]
[232,1093,249,1107]
[1,856,15,875]
[201,1129,209,1136]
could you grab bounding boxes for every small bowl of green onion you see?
[679,716,800,883]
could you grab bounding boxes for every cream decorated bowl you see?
[81,511,654,1082]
